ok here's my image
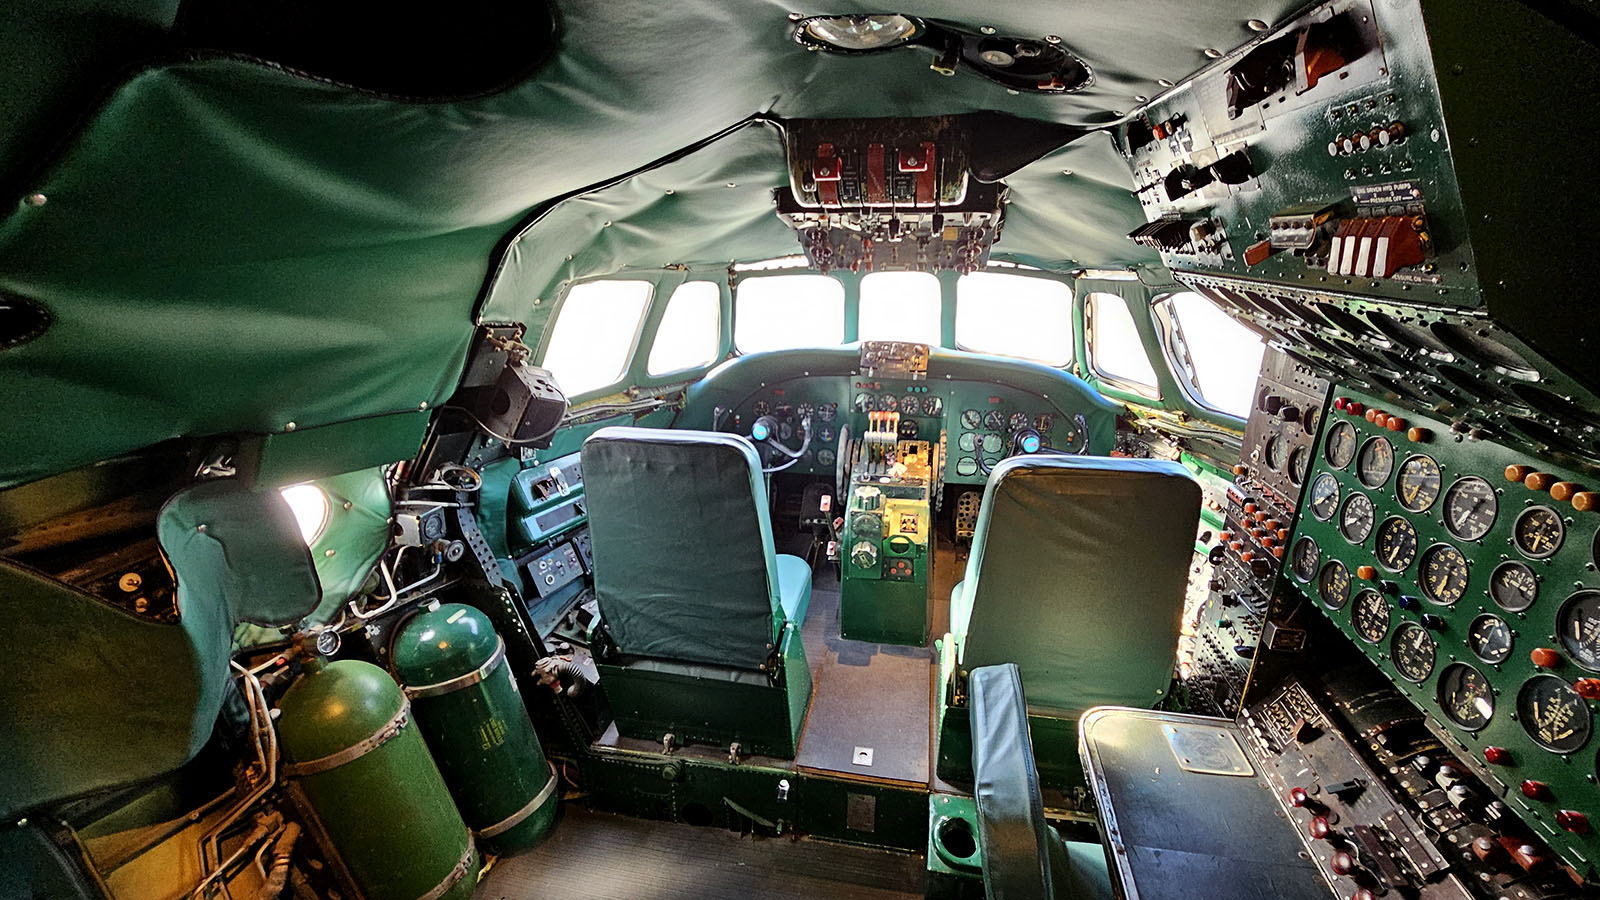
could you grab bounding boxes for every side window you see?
[734,274,846,353]
[540,280,653,396]
[647,281,721,376]
[1156,291,1266,418]
[858,272,941,345]
[1087,292,1160,394]
[953,272,1073,365]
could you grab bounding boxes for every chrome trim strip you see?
[416,836,476,900]
[283,700,410,777]
[477,765,558,839]
[404,638,507,699]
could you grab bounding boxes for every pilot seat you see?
[581,427,813,758]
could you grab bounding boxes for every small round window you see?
[279,484,331,545]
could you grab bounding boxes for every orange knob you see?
[1357,565,1377,580]
[1506,464,1535,483]
[1233,464,1248,476]
[1365,408,1381,423]
[1551,482,1583,502]
[1577,678,1600,700]
[1526,472,1557,492]
[1574,492,1600,513]
[1272,545,1285,559]
[1386,416,1406,432]
[1407,426,1432,442]
[1240,550,1255,562]
[1277,528,1291,541]
[1531,647,1562,669]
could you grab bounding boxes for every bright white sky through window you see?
[858,272,941,345]
[734,275,845,353]
[1165,291,1265,417]
[647,281,720,375]
[954,272,1073,365]
[1089,292,1159,389]
[541,280,652,396]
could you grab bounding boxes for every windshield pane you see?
[541,280,652,396]
[1088,292,1159,391]
[1163,291,1265,417]
[859,272,941,345]
[647,281,721,375]
[954,272,1073,365]
[734,274,845,353]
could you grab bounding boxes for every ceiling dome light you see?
[798,14,921,52]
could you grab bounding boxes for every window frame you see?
[951,268,1076,366]
[536,276,657,399]
[1150,290,1266,422]
[644,278,726,378]
[1085,290,1162,400]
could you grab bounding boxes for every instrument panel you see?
[1287,386,1600,869]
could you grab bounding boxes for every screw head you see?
[23,193,47,207]
[980,25,996,34]
[1203,47,1223,59]
[1247,18,1270,32]
[1044,34,1061,44]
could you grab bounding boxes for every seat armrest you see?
[775,554,812,627]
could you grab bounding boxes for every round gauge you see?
[1339,493,1375,544]
[1442,476,1497,540]
[1489,561,1539,612]
[877,394,899,412]
[1437,664,1495,731]
[1290,537,1320,583]
[754,400,771,416]
[1302,406,1320,436]
[796,403,815,420]
[1556,590,1600,672]
[1395,455,1442,512]
[1514,506,1565,559]
[923,397,943,417]
[1390,623,1437,683]
[1308,473,1341,521]
[817,425,836,444]
[1325,421,1357,468]
[854,392,875,413]
[1419,544,1470,605]
[897,418,920,440]
[958,432,977,452]
[1009,412,1030,432]
[1517,674,1592,754]
[1467,614,1513,664]
[1318,560,1352,610]
[1289,447,1309,486]
[981,434,1004,455]
[982,410,1006,432]
[1263,434,1284,471]
[816,448,836,468]
[956,457,978,476]
[901,395,921,416]
[1357,437,1395,488]
[818,402,838,422]
[1352,589,1391,643]
[960,409,982,430]
[1375,517,1419,572]
[1034,413,1054,432]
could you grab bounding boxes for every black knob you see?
[1263,394,1285,415]
[1421,613,1447,630]
[1379,580,1400,596]
[1250,558,1273,578]
[1234,644,1256,659]
[1280,405,1301,422]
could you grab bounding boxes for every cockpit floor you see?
[479,805,925,899]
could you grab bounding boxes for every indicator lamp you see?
[794,14,923,52]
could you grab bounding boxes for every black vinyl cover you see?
[971,663,1056,900]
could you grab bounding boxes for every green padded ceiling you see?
[0,0,1303,489]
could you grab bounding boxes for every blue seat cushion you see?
[775,554,812,627]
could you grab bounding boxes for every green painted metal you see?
[392,604,557,854]
[926,794,984,899]
[935,702,1083,791]
[277,659,477,900]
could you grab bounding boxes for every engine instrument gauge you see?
[900,395,921,416]
[1437,664,1494,731]
[1489,561,1539,612]
[1009,412,1030,432]
[982,410,1006,431]
[1034,413,1053,432]
[1302,406,1319,435]
[1318,560,1351,610]
[816,448,836,468]
[1357,436,1395,488]
[1290,537,1319,583]
[1442,476,1497,541]
[1395,455,1441,512]
[876,394,899,412]
[1375,516,1419,572]
[1308,473,1340,521]
[795,403,814,420]
[1513,506,1564,559]
[1288,447,1309,486]
[1352,589,1391,643]
[923,397,943,417]
[1419,544,1469,605]
[1390,623,1437,682]
[818,402,838,422]
[1467,614,1513,664]
[981,434,1004,454]
[754,400,771,416]
[958,433,977,452]
[1325,421,1357,468]
[854,392,875,413]
[1339,493,1375,544]
[1517,674,1591,754]
[1263,434,1283,471]
[960,409,982,429]
[1556,590,1600,672]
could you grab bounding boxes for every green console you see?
[840,425,935,646]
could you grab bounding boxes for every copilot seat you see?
[581,427,813,757]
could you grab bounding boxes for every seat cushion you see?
[775,553,812,627]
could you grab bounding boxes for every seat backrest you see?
[581,427,783,670]
[970,663,1056,900]
[954,455,1200,715]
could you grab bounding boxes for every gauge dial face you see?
[900,395,921,416]
[1419,544,1470,605]
[818,402,838,422]
[1518,674,1592,754]
[1489,561,1538,612]
[1034,413,1053,432]
[1263,434,1283,471]
[1437,664,1495,731]
[1357,437,1395,488]
[816,448,836,468]
[1467,614,1513,664]
[923,397,943,417]
[1009,412,1030,432]
[1514,506,1565,559]
[1302,406,1320,435]
[1395,455,1442,512]
[1318,561,1352,610]
[1309,473,1341,521]
[982,410,1006,431]
[817,425,836,444]
[958,432,977,452]
[754,400,771,416]
[1390,623,1437,682]
[1352,589,1391,643]
[1556,590,1600,672]
[854,392,875,413]
[1289,447,1309,486]
[1340,493,1375,544]
[1290,537,1319,583]
[1442,476,1497,541]
[1325,421,1357,469]
[1375,516,1419,572]
[876,394,899,412]
[795,403,814,420]
[956,458,978,476]
[960,409,982,430]
[981,434,1004,454]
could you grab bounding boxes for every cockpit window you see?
[858,272,941,346]
[953,271,1073,365]
[1155,290,1266,418]
[279,484,330,545]
[647,281,721,376]
[1087,292,1160,395]
[734,274,845,353]
[541,279,653,396]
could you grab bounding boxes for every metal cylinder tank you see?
[392,603,558,854]
[277,658,477,900]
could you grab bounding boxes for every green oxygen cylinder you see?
[392,603,558,854]
[277,659,477,900]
